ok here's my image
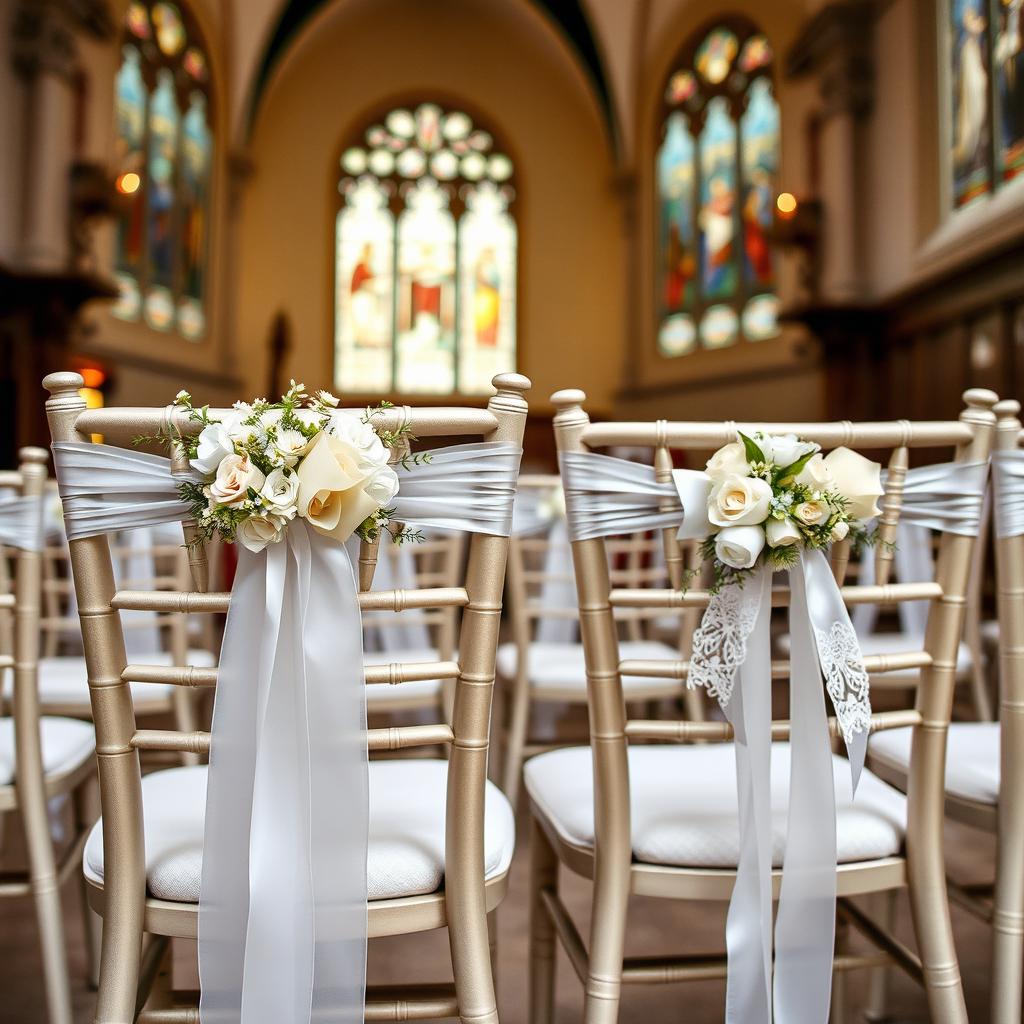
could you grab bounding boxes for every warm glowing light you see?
[776,192,798,218]
[80,367,106,389]
[117,172,141,194]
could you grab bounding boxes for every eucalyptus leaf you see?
[778,449,816,482]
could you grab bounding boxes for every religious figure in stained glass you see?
[994,0,1024,182]
[657,18,780,356]
[335,104,517,395]
[111,1,213,338]
[951,0,992,206]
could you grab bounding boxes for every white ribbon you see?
[52,438,522,1024]
[992,449,1024,539]
[897,460,988,536]
[0,494,45,552]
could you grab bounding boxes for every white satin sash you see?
[992,449,1024,539]
[897,460,989,536]
[0,494,44,552]
[52,438,522,1024]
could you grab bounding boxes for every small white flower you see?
[191,423,237,476]
[260,468,299,518]
[236,514,285,553]
[316,390,340,408]
[715,525,766,569]
[273,428,310,468]
[364,465,399,505]
[329,412,389,469]
[174,390,191,404]
[831,519,850,542]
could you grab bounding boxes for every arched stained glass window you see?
[112,1,213,340]
[657,19,780,356]
[947,0,1024,210]
[335,103,517,395]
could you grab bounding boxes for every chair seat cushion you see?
[0,716,95,785]
[870,723,999,805]
[8,651,217,709]
[363,647,444,702]
[524,744,906,869]
[496,640,683,693]
[83,760,515,903]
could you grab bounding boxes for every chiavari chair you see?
[526,388,995,1024]
[0,447,97,1024]
[498,473,700,806]
[44,371,528,1024]
[867,397,1024,1023]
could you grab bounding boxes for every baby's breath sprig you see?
[362,400,432,469]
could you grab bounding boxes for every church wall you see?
[235,0,623,417]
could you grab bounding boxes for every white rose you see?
[794,499,829,526]
[273,428,311,468]
[365,464,399,505]
[795,453,835,492]
[206,453,265,508]
[316,390,340,407]
[705,441,750,481]
[260,468,299,518]
[831,519,850,542]
[765,433,819,469]
[824,447,884,521]
[715,525,766,569]
[708,475,772,527]
[766,517,802,548]
[294,431,379,542]
[236,514,285,553]
[329,413,389,469]
[191,423,237,475]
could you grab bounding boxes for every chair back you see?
[550,387,996,860]
[43,372,528,988]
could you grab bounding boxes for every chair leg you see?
[991,808,1024,1022]
[488,910,500,1006]
[829,914,849,1024]
[501,670,531,807]
[529,816,558,1024]
[172,689,200,766]
[863,889,897,1023]
[73,780,102,989]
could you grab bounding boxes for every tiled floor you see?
[0,792,999,1023]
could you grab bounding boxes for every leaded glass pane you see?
[178,91,211,339]
[657,112,697,353]
[993,0,1024,184]
[144,67,179,331]
[699,96,738,304]
[112,44,146,322]
[741,78,779,295]
[951,0,993,206]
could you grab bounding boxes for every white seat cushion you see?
[524,744,906,868]
[84,760,515,903]
[363,646,443,702]
[496,640,684,693]
[0,716,95,785]
[8,650,217,709]
[870,723,1000,805]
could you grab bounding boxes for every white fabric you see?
[524,744,906,869]
[495,639,682,692]
[870,723,1000,805]
[0,716,95,785]
[0,494,44,551]
[84,761,515,903]
[5,650,216,708]
[993,449,1024,538]
[363,646,444,702]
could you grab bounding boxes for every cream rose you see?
[708,474,772,527]
[191,423,237,475]
[761,433,819,469]
[365,465,399,505]
[294,432,380,542]
[766,517,802,548]
[260,468,299,518]
[795,452,835,493]
[273,428,311,468]
[831,519,850,542]
[794,499,829,527]
[206,453,265,508]
[236,514,285,553]
[330,412,389,469]
[705,441,750,481]
[715,525,766,569]
[824,447,884,521]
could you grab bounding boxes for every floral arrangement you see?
[693,431,884,588]
[145,383,426,553]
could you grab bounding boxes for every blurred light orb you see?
[776,192,797,218]
[117,172,141,194]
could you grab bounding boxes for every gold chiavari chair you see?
[43,371,529,1024]
[363,531,465,723]
[526,388,995,1024]
[868,397,1024,1023]
[498,473,700,806]
[0,448,97,1024]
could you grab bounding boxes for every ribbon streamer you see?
[0,494,44,552]
[992,449,1024,539]
[53,437,522,1024]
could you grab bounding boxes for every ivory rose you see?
[824,447,884,520]
[831,519,850,542]
[705,442,750,481]
[294,432,379,542]
[236,514,285,553]
[715,526,766,569]
[365,465,400,506]
[758,433,818,469]
[191,423,237,476]
[795,453,835,493]
[260,468,299,517]
[708,475,772,527]
[794,499,829,527]
[766,517,802,548]
[206,454,265,508]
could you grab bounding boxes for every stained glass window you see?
[335,103,517,395]
[948,0,1024,209]
[111,1,213,340]
[657,19,780,357]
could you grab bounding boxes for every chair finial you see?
[994,398,1021,418]
[19,447,49,465]
[551,389,586,412]
[43,371,84,397]
[492,372,531,397]
[963,388,998,411]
